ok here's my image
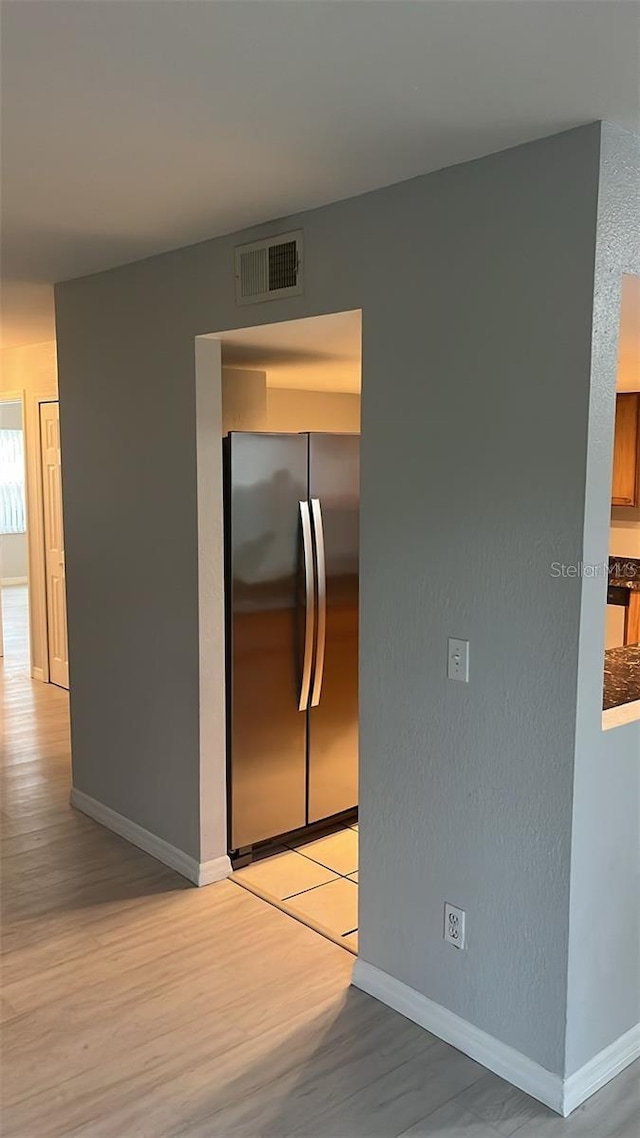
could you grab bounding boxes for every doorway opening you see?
[0,394,69,690]
[0,399,29,674]
[197,310,362,954]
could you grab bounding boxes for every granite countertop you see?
[609,556,640,591]
[603,645,640,710]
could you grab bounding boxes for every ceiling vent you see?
[235,230,304,305]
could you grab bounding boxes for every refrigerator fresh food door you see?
[307,434,360,822]
[226,432,309,848]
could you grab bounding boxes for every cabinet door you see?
[611,393,640,507]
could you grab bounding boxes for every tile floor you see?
[233,822,359,953]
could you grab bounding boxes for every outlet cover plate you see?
[444,902,466,949]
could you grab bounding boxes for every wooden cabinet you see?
[611,393,640,507]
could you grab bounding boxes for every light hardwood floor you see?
[1,585,638,1137]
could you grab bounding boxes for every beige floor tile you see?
[287,877,358,937]
[348,870,359,882]
[293,827,358,875]
[233,849,337,900]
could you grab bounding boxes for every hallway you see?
[1,597,638,1137]
[0,584,30,676]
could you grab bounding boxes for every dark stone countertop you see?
[603,645,640,710]
[609,557,640,591]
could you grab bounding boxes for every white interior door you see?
[40,402,69,688]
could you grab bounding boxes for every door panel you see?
[227,432,308,848]
[308,434,359,822]
[40,403,69,689]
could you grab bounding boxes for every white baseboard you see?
[352,960,564,1113]
[352,960,639,1118]
[31,666,45,682]
[1,576,28,586]
[563,1022,640,1115]
[70,787,231,888]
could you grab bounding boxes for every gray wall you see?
[356,127,599,1077]
[56,125,614,1075]
[567,124,640,1074]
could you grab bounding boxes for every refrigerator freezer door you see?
[227,432,309,848]
[307,434,359,822]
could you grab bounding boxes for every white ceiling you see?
[1,0,639,349]
[219,309,362,392]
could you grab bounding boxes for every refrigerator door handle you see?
[298,500,315,711]
[310,498,327,707]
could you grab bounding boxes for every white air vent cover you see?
[235,230,303,304]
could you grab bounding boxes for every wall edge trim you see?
[564,1022,640,1115]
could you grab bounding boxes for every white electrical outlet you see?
[447,638,469,682]
[444,903,466,949]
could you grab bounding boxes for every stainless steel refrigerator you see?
[224,431,359,854]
